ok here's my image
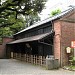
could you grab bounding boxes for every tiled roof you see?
[8,30,54,44]
[14,7,74,36]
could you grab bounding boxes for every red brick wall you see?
[54,20,61,65]
[3,37,13,44]
[61,21,75,66]
[0,45,3,58]
[53,10,75,66]
[0,37,13,58]
[54,21,75,66]
[60,10,75,66]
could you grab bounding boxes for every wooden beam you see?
[60,19,75,23]
[38,41,53,46]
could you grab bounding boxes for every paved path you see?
[0,59,74,75]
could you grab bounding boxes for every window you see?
[43,26,52,33]
[38,29,43,34]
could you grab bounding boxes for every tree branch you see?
[0,0,22,14]
[0,23,14,27]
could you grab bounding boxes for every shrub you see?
[70,57,75,65]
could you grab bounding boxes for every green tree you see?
[25,14,40,27]
[10,17,26,33]
[51,9,61,16]
[0,0,46,36]
[0,0,46,27]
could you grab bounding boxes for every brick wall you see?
[54,20,61,65]
[61,21,75,66]
[0,37,13,58]
[0,45,3,58]
[53,10,75,66]
[60,10,75,66]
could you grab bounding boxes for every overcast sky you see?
[1,0,75,20]
[39,0,75,20]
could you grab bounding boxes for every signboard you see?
[71,41,75,56]
[71,41,75,48]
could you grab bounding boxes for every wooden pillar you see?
[11,52,13,59]
[31,55,33,64]
[25,54,26,61]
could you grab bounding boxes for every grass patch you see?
[63,65,75,71]
[70,66,75,69]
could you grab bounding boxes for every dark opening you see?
[30,41,38,55]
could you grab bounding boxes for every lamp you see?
[66,47,71,53]
[66,47,71,65]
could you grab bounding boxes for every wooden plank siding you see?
[14,23,52,40]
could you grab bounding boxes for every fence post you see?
[16,53,17,59]
[31,55,33,64]
[36,55,37,65]
[24,54,26,62]
[40,56,42,66]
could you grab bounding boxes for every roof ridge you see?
[14,7,75,36]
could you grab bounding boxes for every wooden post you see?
[28,54,29,63]
[17,53,19,59]
[18,53,19,59]
[13,53,15,59]
[33,55,35,64]
[40,56,42,66]
[38,56,40,65]
[23,54,24,60]
[11,52,13,59]
[31,55,33,64]
[43,56,46,66]
[36,55,37,65]
[20,53,22,60]
[14,53,16,59]
[27,54,28,62]
[13,52,14,59]
[37,56,39,65]
[24,54,26,62]
[17,53,18,60]
[29,55,31,63]
[26,54,27,62]
[16,53,17,59]
[29,54,30,63]
[39,56,41,65]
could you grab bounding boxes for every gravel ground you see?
[0,59,75,75]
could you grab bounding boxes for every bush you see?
[71,57,75,65]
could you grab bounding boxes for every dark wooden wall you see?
[14,22,52,40]
[12,22,53,56]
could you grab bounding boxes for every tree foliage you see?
[0,0,46,37]
[0,0,46,27]
[51,9,61,16]
[25,14,40,27]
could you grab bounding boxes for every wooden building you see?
[7,7,75,66]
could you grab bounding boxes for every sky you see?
[39,0,75,20]
[1,0,75,20]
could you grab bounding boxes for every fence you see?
[12,53,46,66]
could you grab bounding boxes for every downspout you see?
[60,21,62,67]
[51,21,54,30]
[51,21,54,55]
